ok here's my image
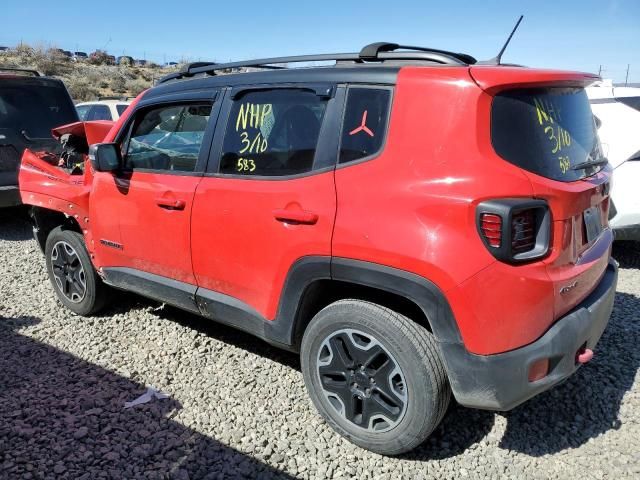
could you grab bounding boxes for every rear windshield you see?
[492,88,604,182]
[0,81,78,138]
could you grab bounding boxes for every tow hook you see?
[576,347,594,364]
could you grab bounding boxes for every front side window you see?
[124,103,212,172]
[339,88,391,164]
[220,89,328,176]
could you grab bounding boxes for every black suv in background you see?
[0,68,78,207]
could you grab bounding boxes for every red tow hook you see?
[576,347,594,364]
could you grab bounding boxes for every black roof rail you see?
[158,42,477,84]
[358,42,476,65]
[0,67,42,77]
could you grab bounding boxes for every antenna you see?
[479,15,524,65]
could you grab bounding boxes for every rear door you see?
[90,90,220,286]
[191,85,342,320]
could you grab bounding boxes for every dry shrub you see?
[126,79,150,96]
[66,77,99,102]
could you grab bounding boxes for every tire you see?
[45,227,108,316]
[301,299,451,455]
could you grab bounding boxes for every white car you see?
[75,99,131,122]
[587,81,640,241]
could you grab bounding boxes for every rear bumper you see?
[0,185,21,208]
[440,258,618,411]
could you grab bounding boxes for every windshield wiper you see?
[571,158,609,171]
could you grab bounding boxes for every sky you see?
[2,0,639,83]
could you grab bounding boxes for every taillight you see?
[480,213,502,248]
[476,199,551,264]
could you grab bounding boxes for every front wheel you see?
[301,300,451,455]
[45,227,108,316]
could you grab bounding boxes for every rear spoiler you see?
[469,67,600,94]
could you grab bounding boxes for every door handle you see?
[155,198,186,210]
[273,208,319,225]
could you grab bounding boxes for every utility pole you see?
[625,64,630,86]
[598,64,603,76]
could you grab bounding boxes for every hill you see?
[0,44,180,102]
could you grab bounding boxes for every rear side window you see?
[88,104,112,121]
[116,104,129,116]
[124,103,212,172]
[492,88,605,182]
[339,88,391,164]
[220,89,327,176]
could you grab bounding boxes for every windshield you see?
[0,81,78,139]
[491,87,605,182]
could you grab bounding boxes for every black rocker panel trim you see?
[101,267,200,314]
[195,288,291,349]
[197,256,332,349]
[100,258,460,351]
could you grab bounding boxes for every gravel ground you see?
[1,206,639,479]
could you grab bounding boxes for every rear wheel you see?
[301,299,450,455]
[45,227,108,316]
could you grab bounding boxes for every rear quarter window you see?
[491,88,605,182]
[339,87,391,164]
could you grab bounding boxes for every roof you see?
[148,66,403,101]
[0,67,42,77]
[157,42,477,86]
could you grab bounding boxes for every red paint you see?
[18,69,612,356]
[191,173,335,319]
[51,120,114,145]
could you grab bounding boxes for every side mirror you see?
[89,143,121,172]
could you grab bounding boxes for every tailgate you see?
[529,170,612,319]
[484,74,613,320]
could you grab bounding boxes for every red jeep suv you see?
[19,43,618,455]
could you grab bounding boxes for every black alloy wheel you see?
[50,240,87,303]
[301,299,451,455]
[317,328,407,432]
[44,227,108,316]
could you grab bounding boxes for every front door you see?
[90,94,219,286]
